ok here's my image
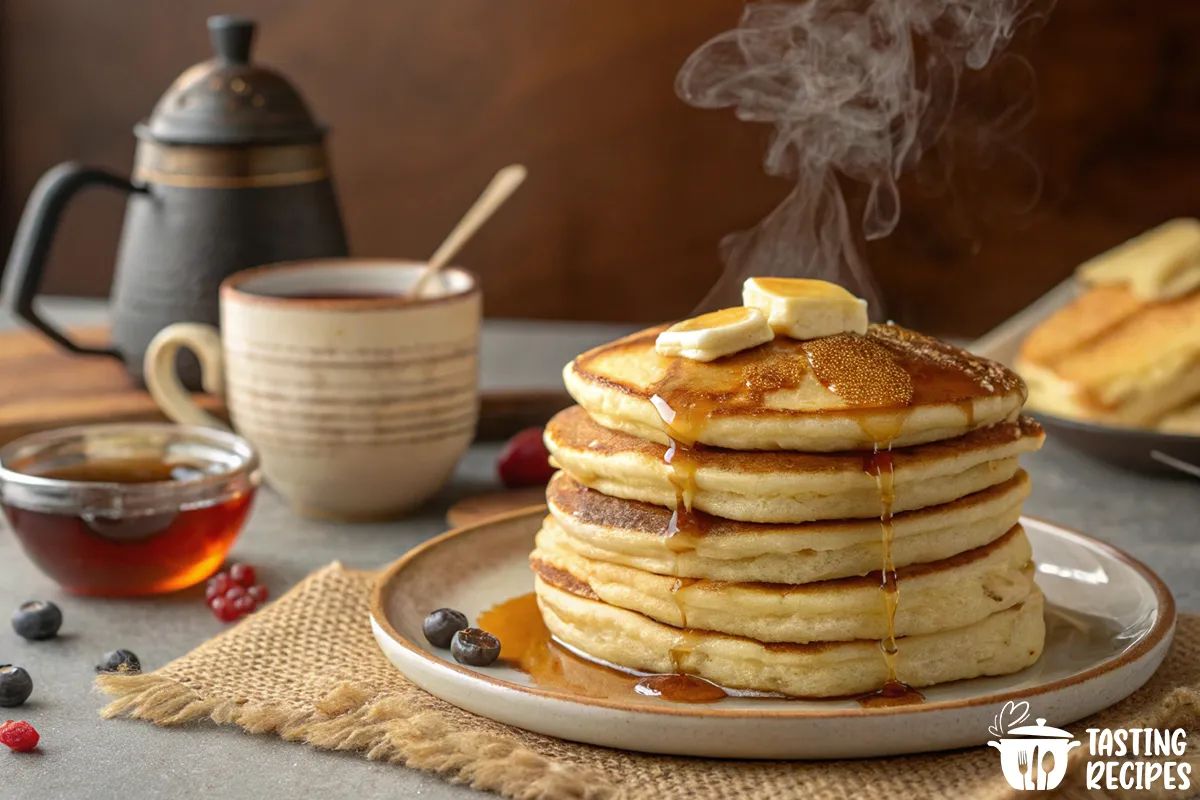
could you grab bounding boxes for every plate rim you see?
[370,507,1176,720]
[1032,409,1200,445]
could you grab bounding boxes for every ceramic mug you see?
[144,260,481,520]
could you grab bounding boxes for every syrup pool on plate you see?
[477,592,730,704]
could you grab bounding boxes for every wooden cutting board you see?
[0,326,570,446]
[445,487,548,528]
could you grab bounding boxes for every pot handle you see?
[144,323,229,430]
[1,162,145,358]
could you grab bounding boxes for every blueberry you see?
[0,665,33,708]
[12,600,63,641]
[422,608,469,649]
[451,628,501,667]
[96,649,141,674]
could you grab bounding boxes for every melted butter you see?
[749,277,856,300]
[669,306,755,332]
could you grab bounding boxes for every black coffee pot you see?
[2,15,348,386]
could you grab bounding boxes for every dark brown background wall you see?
[2,0,1197,335]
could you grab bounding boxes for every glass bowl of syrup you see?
[0,424,260,597]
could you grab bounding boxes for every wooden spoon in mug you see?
[409,164,528,297]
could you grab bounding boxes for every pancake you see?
[532,523,1034,643]
[545,470,1030,583]
[536,577,1045,698]
[564,322,1026,452]
[1018,285,1200,426]
[1159,400,1200,435]
[545,405,1044,523]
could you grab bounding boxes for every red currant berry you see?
[0,720,38,752]
[206,572,232,601]
[210,596,241,623]
[223,585,247,603]
[232,595,257,616]
[497,427,555,488]
[247,585,269,604]
[229,563,257,587]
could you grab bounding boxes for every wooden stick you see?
[410,164,528,297]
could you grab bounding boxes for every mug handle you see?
[1,162,145,358]
[144,323,228,429]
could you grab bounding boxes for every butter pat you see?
[742,277,868,340]
[1076,218,1200,301]
[655,306,774,362]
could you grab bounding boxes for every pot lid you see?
[137,16,325,146]
[1004,718,1074,739]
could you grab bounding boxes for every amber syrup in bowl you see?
[0,424,260,597]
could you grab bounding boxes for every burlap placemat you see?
[96,563,1200,799]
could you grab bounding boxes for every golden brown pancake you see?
[544,470,1031,583]
[1018,285,1200,426]
[564,323,1027,452]
[532,523,1035,643]
[545,405,1044,523]
[536,578,1045,698]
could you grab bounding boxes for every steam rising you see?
[677,0,1043,313]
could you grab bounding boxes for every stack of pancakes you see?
[1018,218,1200,434]
[532,321,1047,698]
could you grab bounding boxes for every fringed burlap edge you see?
[96,674,622,800]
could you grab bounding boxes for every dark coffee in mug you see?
[253,291,407,301]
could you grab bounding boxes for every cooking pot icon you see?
[988,718,1081,790]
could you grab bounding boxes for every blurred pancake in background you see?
[1017,219,1200,435]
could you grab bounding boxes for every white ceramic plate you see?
[370,509,1175,759]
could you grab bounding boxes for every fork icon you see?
[1017,749,1034,789]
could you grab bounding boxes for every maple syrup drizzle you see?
[668,577,698,627]
[649,356,724,571]
[862,449,910,699]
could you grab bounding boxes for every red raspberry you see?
[0,720,39,752]
[229,563,257,587]
[497,427,555,488]
[210,596,241,623]
[247,585,269,604]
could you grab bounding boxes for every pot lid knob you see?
[209,15,255,65]
[137,15,327,146]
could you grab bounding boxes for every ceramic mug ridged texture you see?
[144,260,480,519]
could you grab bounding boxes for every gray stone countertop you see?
[0,300,1197,800]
